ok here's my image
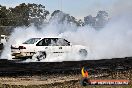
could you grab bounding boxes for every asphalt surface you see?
[0,57,131,76]
[0,47,132,76]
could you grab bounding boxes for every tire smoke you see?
[1,9,132,61]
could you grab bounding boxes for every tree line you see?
[0,3,109,34]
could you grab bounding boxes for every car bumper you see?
[12,52,35,59]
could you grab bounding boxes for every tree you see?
[0,5,10,26]
[95,11,109,28]
[50,10,81,26]
[28,3,49,28]
[9,3,29,26]
[84,11,109,29]
[51,10,60,17]
[84,15,96,27]
[78,19,84,26]
[8,3,49,28]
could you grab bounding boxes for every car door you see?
[36,38,53,57]
[55,38,72,57]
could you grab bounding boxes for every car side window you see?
[36,38,70,46]
[44,38,51,46]
[36,38,51,46]
[39,40,43,46]
[56,38,70,46]
[36,39,44,46]
[64,39,70,46]
[49,38,57,46]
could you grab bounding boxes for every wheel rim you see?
[79,49,88,58]
[33,51,46,61]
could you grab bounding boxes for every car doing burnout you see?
[11,37,88,60]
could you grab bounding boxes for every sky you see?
[0,0,131,19]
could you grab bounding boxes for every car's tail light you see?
[19,46,26,49]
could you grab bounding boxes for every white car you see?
[11,37,88,60]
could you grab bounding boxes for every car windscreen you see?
[23,38,41,44]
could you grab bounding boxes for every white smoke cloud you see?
[1,4,132,61]
[110,0,132,17]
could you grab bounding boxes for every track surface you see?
[0,57,132,76]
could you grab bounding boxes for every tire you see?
[33,51,46,61]
[79,49,88,58]
[0,43,3,50]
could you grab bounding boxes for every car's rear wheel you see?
[32,51,46,61]
[79,49,88,58]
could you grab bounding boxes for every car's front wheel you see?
[79,49,88,58]
[32,51,46,61]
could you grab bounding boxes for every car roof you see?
[32,37,62,39]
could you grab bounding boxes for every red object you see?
[84,71,88,78]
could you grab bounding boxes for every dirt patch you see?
[0,75,81,86]
[0,70,132,88]
[0,67,132,88]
